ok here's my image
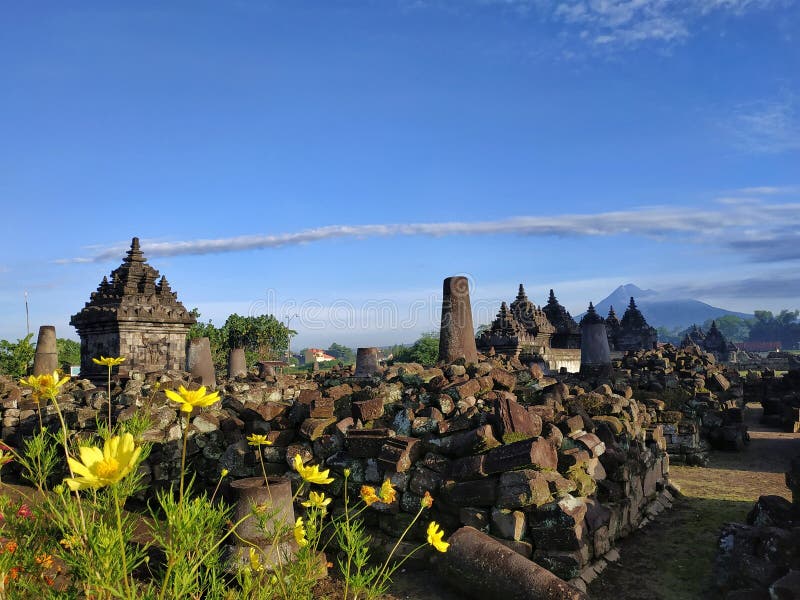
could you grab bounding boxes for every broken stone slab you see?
[491,394,542,441]
[346,428,395,458]
[441,478,498,507]
[299,417,337,441]
[352,396,384,422]
[496,470,553,510]
[377,436,424,473]
[483,437,558,474]
[433,424,500,457]
[438,526,588,600]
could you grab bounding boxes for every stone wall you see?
[0,355,674,585]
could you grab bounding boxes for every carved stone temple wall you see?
[70,237,196,381]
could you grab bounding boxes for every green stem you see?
[343,472,352,600]
[179,410,189,504]
[107,366,112,436]
[113,486,133,599]
[257,449,272,501]
[371,505,425,596]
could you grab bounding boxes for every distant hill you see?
[592,284,753,330]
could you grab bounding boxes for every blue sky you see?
[1,1,798,349]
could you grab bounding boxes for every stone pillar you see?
[186,337,216,388]
[353,347,381,377]
[439,527,588,599]
[580,303,611,378]
[257,362,276,378]
[32,325,58,375]
[228,347,247,379]
[438,276,478,365]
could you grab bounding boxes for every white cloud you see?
[483,0,786,49]
[725,97,800,154]
[55,196,800,265]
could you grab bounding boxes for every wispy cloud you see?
[669,271,800,299]
[724,96,800,154]
[477,0,787,49]
[56,197,800,264]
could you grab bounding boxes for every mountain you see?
[592,284,753,330]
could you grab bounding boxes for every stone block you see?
[496,470,553,509]
[491,507,526,540]
[483,437,558,474]
[441,478,498,507]
[378,436,424,473]
[352,397,385,422]
[346,428,395,458]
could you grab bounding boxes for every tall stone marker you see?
[579,302,611,378]
[32,325,58,375]
[186,337,216,388]
[353,347,381,377]
[438,276,478,365]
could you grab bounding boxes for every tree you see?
[326,343,355,364]
[393,332,439,366]
[219,314,296,362]
[0,334,35,378]
[57,338,81,366]
[749,309,800,348]
[701,315,753,342]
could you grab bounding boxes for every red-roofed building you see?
[303,348,337,364]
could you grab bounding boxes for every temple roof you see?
[543,289,579,334]
[510,284,555,336]
[70,237,196,328]
[580,302,605,326]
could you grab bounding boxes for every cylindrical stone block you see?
[439,526,588,600]
[438,276,478,365]
[257,362,276,378]
[186,337,216,388]
[580,322,611,376]
[32,325,58,375]
[353,347,381,377]
[227,347,247,379]
[230,476,296,568]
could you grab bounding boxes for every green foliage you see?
[701,315,752,342]
[326,342,355,364]
[502,431,533,444]
[57,337,81,366]
[749,309,800,348]
[0,333,35,377]
[187,309,296,370]
[392,331,439,366]
[656,326,683,345]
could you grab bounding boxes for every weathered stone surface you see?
[439,527,588,600]
[496,470,552,509]
[483,437,558,474]
[299,417,337,441]
[378,436,424,473]
[491,395,542,441]
[438,276,479,365]
[32,325,58,376]
[346,428,395,458]
[352,397,385,422]
[441,478,498,507]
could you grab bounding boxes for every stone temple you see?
[476,284,554,358]
[70,237,196,381]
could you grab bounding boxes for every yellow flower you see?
[421,491,434,509]
[165,385,220,413]
[343,468,351,478]
[360,485,380,506]
[426,522,449,553]
[221,468,229,477]
[379,479,397,504]
[246,434,272,447]
[292,454,333,485]
[301,491,332,511]
[63,433,142,491]
[360,479,396,506]
[248,547,263,573]
[92,356,126,367]
[19,371,69,402]
[293,517,308,548]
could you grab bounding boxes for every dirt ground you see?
[587,403,799,600]
[387,403,800,600]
